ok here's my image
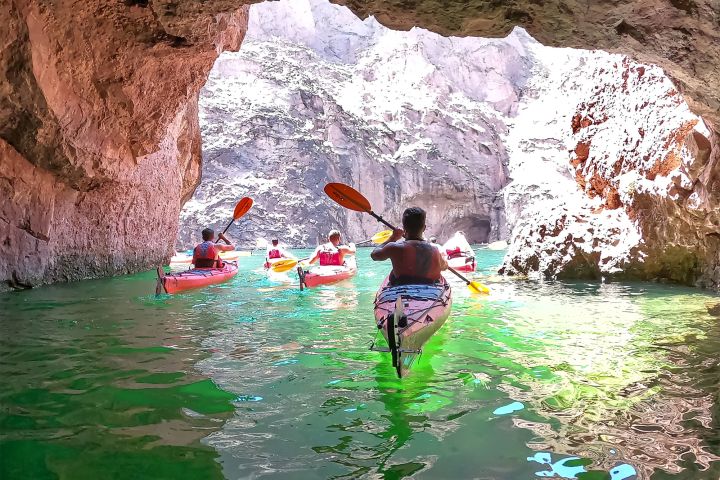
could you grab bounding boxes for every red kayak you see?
[298,257,357,289]
[447,255,476,272]
[156,262,238,294]
[372,275,452,377]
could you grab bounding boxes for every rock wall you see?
[179,0,527,248]
[499,47,719,288]
[1,0,718,288]
[0,0,249,288]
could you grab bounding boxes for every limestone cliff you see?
[179,0,523,248]
[499,47,719,288]
[1,0,718,288]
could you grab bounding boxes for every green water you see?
[1,250,719,479]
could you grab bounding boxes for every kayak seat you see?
[377,284,446,304]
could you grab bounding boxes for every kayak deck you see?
[447,255,476,272]
[372,276,452,377]
[299,257,357,289]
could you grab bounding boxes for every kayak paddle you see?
[323,183,490,294]
[216,197,253,244]
[270,257,308,273]
[356,229,393,246]
[324,183,395,229]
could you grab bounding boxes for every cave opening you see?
[177,0,709,285]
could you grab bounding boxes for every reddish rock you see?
[0,0,249,288]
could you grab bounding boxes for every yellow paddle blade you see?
[371,230,393,244]
[467,281,490,295]
[270,259,299,272]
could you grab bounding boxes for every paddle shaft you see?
[369,211,395,230]
[446,266,474,284]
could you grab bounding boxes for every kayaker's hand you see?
[218,232,229,244]
[389,228,404,242]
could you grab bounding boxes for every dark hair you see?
[402,207,426,234]
[272,239,279,245]
[202,228,215,241]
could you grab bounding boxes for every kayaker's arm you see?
[307,247,321,265]
[339,243,356,255]
[439,252,449,271]
[281,247,296,260]
[370,244,394,261]
[217,233,235,251]
[371,228,404,261]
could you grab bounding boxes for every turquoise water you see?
[1,249,719,479]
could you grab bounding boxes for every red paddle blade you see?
[324,183,371,213]
[233,197,253,220]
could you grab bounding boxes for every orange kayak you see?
[299,257,357,289]
[372,275,452,377]
[156,262,238,294]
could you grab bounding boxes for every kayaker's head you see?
[402,207,426,239]
[271,239,279,246]
[328,229,341,246]
[201,228,215,242]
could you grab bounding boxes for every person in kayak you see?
[192,228,234,268]
[444,231,472,259]
[308,230,356,266]
[265,238,296,269]
[266,239,294,261]
[370,207,448,285]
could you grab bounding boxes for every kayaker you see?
[444,231,472,259]
[265,238,295,269]
[308,230,356,266]
[266,239,294,261]
[192,228,235,268]
[370,207,448,285]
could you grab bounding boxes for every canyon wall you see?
[179,0,524,248]
[500,47,719,288]
[0,0,249,288]
[1,0,718,288]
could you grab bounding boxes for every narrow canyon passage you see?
[1,0,720,479]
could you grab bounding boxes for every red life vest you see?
[268,248,282,259]
[318,245,342,266]
[446,247,462,259]
[193,241,220,268]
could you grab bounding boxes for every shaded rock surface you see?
[1,0,249,288]
[1,0,718,288]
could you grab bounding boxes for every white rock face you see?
[179,0,717,287]
[180,0,528,247]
